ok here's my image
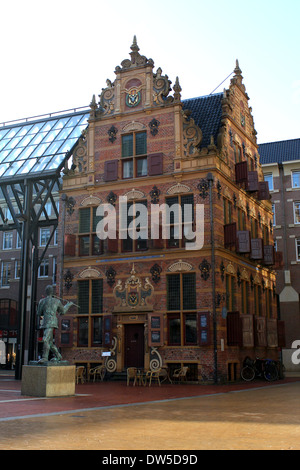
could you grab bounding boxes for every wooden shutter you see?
[264,245,275,265]
[277,320,286,348]
[254,316,267,347]
[236,231,251,253]
[247,170,259,192]
[64,234,76,256]
[104,160,118,181]
[251,238,263,259]
[198,312,211,346]
[258,181,270,200]
[148,153,163,176]
[226,311,242,346]
[224,222,237,248]
[56,316,73,348]
[148,313,164,347]
[103,315,113,348]
[107,231,118,253]
[241,314,254,347]
[267,318,278,347]
[235,161,248,184]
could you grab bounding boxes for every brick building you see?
[58,38,282,382]
[259,138,300,367]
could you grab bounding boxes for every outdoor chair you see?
[172,366,189,383]
[127,367,138,386]
[76,366,86,384]
[88,365,106,382]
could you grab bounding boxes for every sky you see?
[0,0,299,144]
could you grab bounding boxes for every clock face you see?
[126,88,141,107]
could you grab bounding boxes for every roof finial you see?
[234,59,242,76]
[131,35,139,52]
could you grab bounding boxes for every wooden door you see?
[124,324,144,368]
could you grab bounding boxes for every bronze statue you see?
[37,285,72,363]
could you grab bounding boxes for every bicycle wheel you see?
[264,363,278,382]
[241,366,255,381]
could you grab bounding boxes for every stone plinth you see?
[21,365,76,397]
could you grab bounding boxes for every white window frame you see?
[15,260,21,279]
[40,228,51,247]
[1,261,11,286]
[3,231,13,250]
[296,238,300,261]
[292,171,300,189]
[294,202,300,225]
[16,233,22,249]
[264,173,273,191]
[38,258,49,278]
[272,203,276,226]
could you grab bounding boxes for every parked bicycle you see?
[241,357,279,382]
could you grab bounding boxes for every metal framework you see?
[0,108,89,379]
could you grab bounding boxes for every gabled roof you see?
[182,93,223,148]
[259,138,300,165]
[0,109,89,182]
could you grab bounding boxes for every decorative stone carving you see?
[167,183,191,195]
[80,195,102,206]
[123,189,145,200]
[105,336,117,373]
[72,138,87,173]
[226,262,236,275]
[168,260,193,272]
[78,267,102,279]
[153,67,172,105]
[98,79,115,116]
[182,110,202,157]
[149,118,160,136]
[113,265,154,312]
[115,36,154,72]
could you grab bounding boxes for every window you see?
[122,131,147,179]
[77,279,104,347]
[78,207,103,256]
[272,204,276,226]
[251,217,258,238]
[292,171,300,188]
[52,257,57,284]
[241,280,249,314]
[40,228,51,247]
[16,233,22,249]
[254,284,262,316]
[38,258,49,278]
[120,200,148,252]
[223,198,232,225]
[1,262,11,287]
[167,273,197,345]
[3,232,13,250]
[296,238,300,261]
[238,208,246,231]
[165,194,194,249]
[226,274,235,311]
[15,260,21,279]
[264,173,273,191]
[294,202,300,224]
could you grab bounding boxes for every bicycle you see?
[241,357,278,382]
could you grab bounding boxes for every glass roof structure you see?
[0,110,89,181]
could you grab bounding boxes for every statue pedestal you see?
[21,364,76,397]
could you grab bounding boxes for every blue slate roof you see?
[259,139,300,165]
[182,93,223,149]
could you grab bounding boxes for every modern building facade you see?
[57,38,283,382]
[259,139,300,363]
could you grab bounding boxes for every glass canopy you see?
[0,111,89,180]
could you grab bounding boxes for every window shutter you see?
[264,245,275,265]
[251,238,263,259]
[148,313,164,347]
[107,231,118,253]
[148,153,163,176]
[236,231,251,253]
[103,315,113,348]
[57,316,73,348]
[104,160,118,181]
[258,181,270,200]
[267,318,278,347]
[254,317,267,347]
[224,222,237,248]
[226,311,242,346]
[64,234,76,256]
[277,320,286,348]
[235,161,248,184]
[198,312,211,346]
[247,170,259,192]
[241,314,254,347]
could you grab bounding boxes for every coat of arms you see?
[126,88,141,107]
[113,265,154,312]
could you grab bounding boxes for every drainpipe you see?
[207,172,218,384]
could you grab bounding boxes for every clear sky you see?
[0,0,299,144]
